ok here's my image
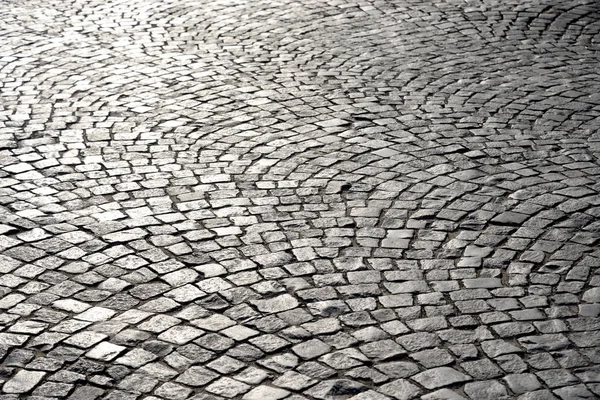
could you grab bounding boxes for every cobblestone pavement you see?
[1,0,600,398]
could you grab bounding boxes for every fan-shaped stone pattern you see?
[1,0,599,399]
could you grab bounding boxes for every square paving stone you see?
[2,370,46,394]
[85,342,126,361]
[205,377,251,398]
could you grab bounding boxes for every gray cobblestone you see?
[1,0,600,398]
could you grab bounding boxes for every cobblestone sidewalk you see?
[1,0,600,399]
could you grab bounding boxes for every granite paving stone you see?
[2,370,46,394]
[1,0,599,398]
[412,367,472,389]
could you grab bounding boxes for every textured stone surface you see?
[1,0,600,398]
[412,367,472,389]
[2,371,45,394]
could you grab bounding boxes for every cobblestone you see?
[1,0,600,398]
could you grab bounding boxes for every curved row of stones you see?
[1,0,599,399]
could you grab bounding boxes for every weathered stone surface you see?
[503,373,542,394]
[2,370,45,393]
[306,380,369,399]
[378,379,421,400]
[251,294,299,314]
[583,288,600,303]
[421,389,467,400]
[463,380,509,399]
[85,342,126,361]
[412,367,472,389]
[1,0,600,398]
[242,386,290,400]
[175,366,219,387]
[205,377,250,398]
